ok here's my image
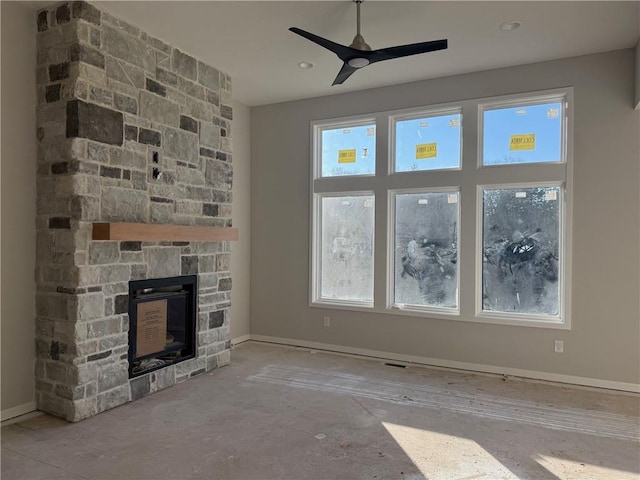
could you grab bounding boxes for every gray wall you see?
[1,2,37,415]
[634,40,640,109]
[251,49,640,385]
[230,100,250,341]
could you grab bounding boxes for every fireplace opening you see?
[128,275,197,378]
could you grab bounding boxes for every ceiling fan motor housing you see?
[349,33,372,51]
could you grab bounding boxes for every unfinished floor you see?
[2,341,639,480]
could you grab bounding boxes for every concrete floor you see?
[2,341,639,480]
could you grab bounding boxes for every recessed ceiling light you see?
[297,61,314,69]
[500,21,522,31]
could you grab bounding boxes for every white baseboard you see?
[231,334,251,346]
[1,401,37,422]
[249,335,640,394]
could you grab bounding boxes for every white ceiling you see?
[48,2,640,106]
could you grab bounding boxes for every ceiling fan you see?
[289,0,448,86]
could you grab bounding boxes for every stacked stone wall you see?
[35,1,233,421]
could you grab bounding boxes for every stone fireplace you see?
[34,1,234,421]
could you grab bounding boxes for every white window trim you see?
[387,187,461,315]
[313,117,377,180]
[389,106,463,174]
[311,191,376,309]
[478,90,569,168]
[474,181,570,329]
[309,87,573,330]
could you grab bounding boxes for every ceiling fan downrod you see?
[349,0,371,52]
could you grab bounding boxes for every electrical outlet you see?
[554,340,564,353]
[323,316,331,327]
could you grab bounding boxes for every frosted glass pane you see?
[394,191,459,309]
[483,102,563,165]
[321,124,376,177]
[482,186,560,316]
[395,113,461,172]
[320,195,374,302]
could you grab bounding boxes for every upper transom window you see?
[480,98,565,166]
[392,109,462,173]
[317,121,376,178]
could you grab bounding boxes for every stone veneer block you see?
[38,10,49,31]
[139,91,179,127]
[105,57,144,89]
[70,43,105,69]
[197,61,219,90]
[88,242,119,264]
[71,1,101,25]
[162,127,198,164]
[56,3,71,24]
[138,128,161,146]
[130,375,150,401]
[49,63,70,81]
[206,159,232,190]
[101,187,149,223]
[146,247,181,278]
[220,105,233,120]
[180,115,197,133]
[209,311,224,329]
[114,93,137,115]
[172,49,197,81]
[102,25,154,72]
[199,123,220,149]
[66,99,123,145]
[157,68,177,87]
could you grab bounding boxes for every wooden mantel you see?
[92,223,238,242]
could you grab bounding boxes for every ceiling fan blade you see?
[369,39,448,63]
[332,63,359,86]
[289,27,354,61]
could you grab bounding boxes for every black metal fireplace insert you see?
[128,275,197,378]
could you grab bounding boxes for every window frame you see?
[313,117,378,180]
[478,92,568,169]
[309,87,572,329]
[387,186,461,316]
[389,106,463,174]
[311,191,376,309]
[475,181,568,327]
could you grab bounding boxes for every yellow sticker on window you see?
[416,143,437,159]
[338,149,357,163]
[510,134,535,151]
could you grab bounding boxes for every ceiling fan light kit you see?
[289,0,448,85]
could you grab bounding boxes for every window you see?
[391,190,459,311]
[392,110,462,172]
[318,122,376,177]
[311,89,572,328]
[480,100,564,166]
[479,185,562,319]
[316,194,374,306]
